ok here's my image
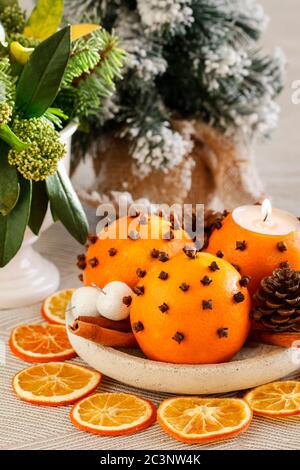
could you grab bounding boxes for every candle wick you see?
[263,212,268,222]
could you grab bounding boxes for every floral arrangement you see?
[0,0,125,267]
[65,0,285,177]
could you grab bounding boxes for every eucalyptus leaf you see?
[16,26,71,118]
[23,0,64,40]
[46,169,88,244]
[0,177,32,267]
[28,181,48,235]
[0,142,20,216]
[0,124,28,151]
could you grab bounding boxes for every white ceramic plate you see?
[66,312,300,394]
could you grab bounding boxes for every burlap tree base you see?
[72,120,264,210]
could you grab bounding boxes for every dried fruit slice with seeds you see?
[70,392,156,435]
[158,396,252,444]
[245,381,300,416]
[9,323,76,362]
[13,363,101,406]
[41,288,76,325]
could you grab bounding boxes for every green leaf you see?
[23,0,64,40]
[50,201,59,222]
[0,177,32,267]
[46,169,88,244]
[70,24,100,42]
[0,124,28,151]
[0,142,20,216]
[16,26,71,118]
[28,181,48,235]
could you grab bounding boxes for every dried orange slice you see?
[41,288,75,325]
[157,397,252,444]
[9,323,76,362]
[70,392,156,435]
[13,362,101,406]
[245,381,300,417]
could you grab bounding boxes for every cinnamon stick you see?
[69,320,138,348]
[249,329,300,348]
[76,315,132,332]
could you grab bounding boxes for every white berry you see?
[71,286,100,319]
[96,281,133,321]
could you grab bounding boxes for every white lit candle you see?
[232,199,300,236]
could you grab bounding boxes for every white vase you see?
[0,122,78,309]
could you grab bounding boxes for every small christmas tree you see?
[65,0,284,178]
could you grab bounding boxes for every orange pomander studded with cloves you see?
[205,213,300,295]
[130,250,251,364]
[80,214,191,288]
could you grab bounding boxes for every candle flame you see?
[261,199,272,222]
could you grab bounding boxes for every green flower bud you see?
[8,33,41,49]
[0,5,25,35]
[0,102,12,125]
[8,117,66,181]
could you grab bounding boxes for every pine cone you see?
[251,264,300,332]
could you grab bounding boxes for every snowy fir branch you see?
[65,0,285,175]
[56,28,125,119]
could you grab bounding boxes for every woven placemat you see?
[0,220,299,450]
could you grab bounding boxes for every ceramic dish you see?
[66,311,300,394]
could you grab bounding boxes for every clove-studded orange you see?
[205,213,300,295]
[130,251,251,364]
[82,214,191,288]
